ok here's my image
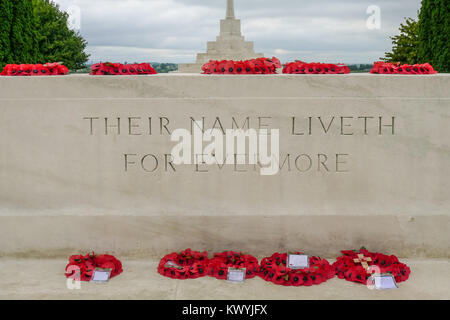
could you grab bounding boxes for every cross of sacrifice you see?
[353,254,372,269]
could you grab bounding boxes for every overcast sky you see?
[53,0,422,64]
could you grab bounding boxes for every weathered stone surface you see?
[0,74,449,258]
[0,258,449,300]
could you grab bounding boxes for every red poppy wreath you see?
[259,252,335,286]
[333,249,411,285]
[158,248,209,280]
[201,57,281,75]
[207,251,260,280]
[90,62,158,75]
[283,61,350,74]
[65,252,123,282]
[1,62,69,76]
[370,61,437,75]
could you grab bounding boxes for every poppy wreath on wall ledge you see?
[90,62,158,75]
[65,252,123,282]
[370,61,437,74]
[259,252,335,286]
[333,249,411,285]
[1,63,69,76]
[158,249,209,280]
[201,57,282,74]
[283,61,350,74]
[207,251,260,280]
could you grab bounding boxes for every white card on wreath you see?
[91,268,112,283]
[287,254,309,269]
[227,268,246,283]
[373,275,399,290]
[165,261,184,269]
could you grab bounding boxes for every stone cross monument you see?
[178,0,264,73]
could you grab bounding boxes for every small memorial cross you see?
[353,254,372,269]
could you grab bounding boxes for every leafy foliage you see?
[382,18,419,64]
[0,0,40,68]
[0,0,14,66]
[152,63,178,73]
[32,0,89,70]
[418,0,449,73]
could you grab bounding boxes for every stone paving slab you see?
[0,258,448,300]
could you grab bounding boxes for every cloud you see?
[53,0,422,64]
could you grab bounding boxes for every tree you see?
[0,0,14,67]
[382,18,419,64]
[32,0,89,70]
[418,0,449,73]
[0,0,40,68]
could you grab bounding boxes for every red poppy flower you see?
[336,63,350,74]
[44,62,66,75]
[57,64,69,75]
[282,62,293,74]
[252,59,265,74]
[304,64,316,74]
[223,61,236,74]
[1,64,16,76]
[89,63,101,75]
[244,60,256,74]
[201,61,214,74]
[269,57,282,69]
[95,254,123,277]
[233,61,245,74]
[421,63,437,74]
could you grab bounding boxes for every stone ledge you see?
[0,74,449,99]
[0,258,448,300]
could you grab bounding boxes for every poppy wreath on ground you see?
[283,61,350,74]
[370,61,437,75]
[207,251,260,280]
[65,252,123,282]
[158,249,209,280]
[258,252,335,286]
[333,249,411,285]
[1,62,69,76]
[201,57,281,75]
[90,62,158,75]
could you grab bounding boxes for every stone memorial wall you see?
[0,74,448,258]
